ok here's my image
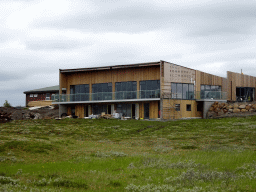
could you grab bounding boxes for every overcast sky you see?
[1,0,256,106]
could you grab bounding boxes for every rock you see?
[233,108,241,113]
[34,113,42,119]
[241,109,247,112]
[223,109,228,113]
[209,107,214,111]
[214,108,221,113]
[233,103,239,108]
[239,104,246,109]
[218,110,224,116]
[207,111,217,118]
[228,109,233,113]
[245,105,251,110]
[252,104,256,109]
[220,103,225,108]
[226,105,233,109]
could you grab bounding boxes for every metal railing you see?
[195,91,227,100]
[51,90,160,102]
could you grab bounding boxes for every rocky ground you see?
[207,102,256,118]
[0,106,59,123]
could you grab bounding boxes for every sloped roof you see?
[23,85,65,94]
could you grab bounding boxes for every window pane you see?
[177,83,182,99]
[171,83,176,98]
[146,80,152,90]
[201,85,205,91]
[183,84,188,99]
[189,84,194,99]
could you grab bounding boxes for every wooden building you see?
[53,61,230,119]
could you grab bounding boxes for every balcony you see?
[195,91,227,100]
[51,90,160,103]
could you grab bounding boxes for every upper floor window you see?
[70,84,89,101]
[201,85,222,99]
[171,83,194,100]
[201,85,221,91]
[115,81,137,99]
[92,83,112,100]
[140,80,160,98]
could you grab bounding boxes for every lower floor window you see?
[186,104,191,111]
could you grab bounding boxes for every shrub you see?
[3,100,11,108]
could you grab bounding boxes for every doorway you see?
[144,103,149,119]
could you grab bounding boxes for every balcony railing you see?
[51,90,160,102]
[195,91,227,100]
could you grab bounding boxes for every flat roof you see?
[60,61,161,73]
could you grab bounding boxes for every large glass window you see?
[70,84,89,101]
[92,83,112,100]
[115,81,137,99]
[200,85,221,99]
[92,104,108,115]
[236,87,255,102]
[140,80,160,98]
[116,103,132,117]
[171,83,194,100]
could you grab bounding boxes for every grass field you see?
[0,117,256,191]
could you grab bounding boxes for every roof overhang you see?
[60,61,160,73]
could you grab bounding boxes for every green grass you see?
[1,117,256,191]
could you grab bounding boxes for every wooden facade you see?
[227,71,256,101]
[57,61,256,120]
[60,65,160,95]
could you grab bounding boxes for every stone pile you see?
[207,102,256,118]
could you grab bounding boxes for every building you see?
[24,85,66,106]
[52,61,256,119]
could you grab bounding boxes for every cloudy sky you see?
[1,0,256,106]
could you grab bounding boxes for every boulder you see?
[252,104,256,109]
[228,109,233,113]
[239,104,246,109]
[233,103,239,108]
[214,108,221,113]
[245,105,251,110]
[209,107,214,111]
[233,108,241,113]
[241,109,247,113]
[218,110,224,116]
[226,105,233,109]
[207,111,217,118]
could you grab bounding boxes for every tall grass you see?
[0,117,256,191]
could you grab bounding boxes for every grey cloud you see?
[33,0,256,37]
[26,39,88,50]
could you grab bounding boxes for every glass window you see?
[140,80,160,98]
[171,83,194,100]
[189,84,194,99]
[177,83,182,99]
[46,93,50,100]
[175,104,180,111]
[30,94,33,97]
[34,94,38,97]
[183,84,188,99]
[171,83,177,98]
[186,104,191,111]
[70,84,89,101]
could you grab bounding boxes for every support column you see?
[111,104,115,114]
[59,104,67,118]
[135,103,139,120]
